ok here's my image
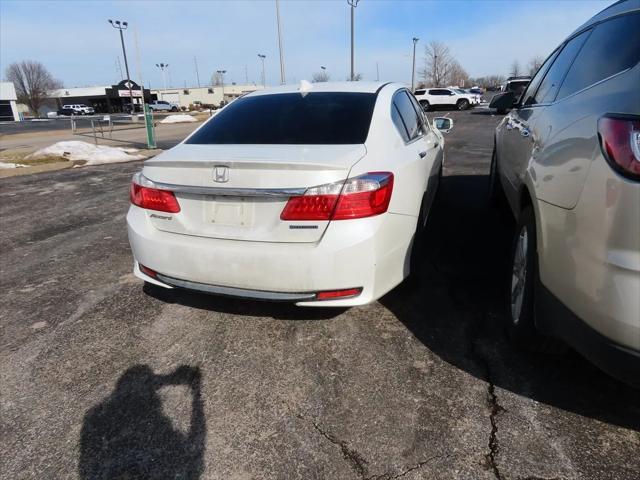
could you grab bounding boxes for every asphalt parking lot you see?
[1,108,638,480]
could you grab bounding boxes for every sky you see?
[0,0,612,89]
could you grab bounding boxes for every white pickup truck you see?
[148,100,178,112]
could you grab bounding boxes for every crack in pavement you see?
[470,313,506,480]
[311,421,368,478]
[310,418,444,480]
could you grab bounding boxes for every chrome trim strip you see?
[156,273,317,301]
[150,177,306,198]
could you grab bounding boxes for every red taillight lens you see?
[316,287,362,300]
[280,172,394,221]
[130,174,181,213]
[598,115,640,181]
[139,264,157,278]
[280,194,339,221]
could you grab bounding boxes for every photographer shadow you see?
[79,365,205,480]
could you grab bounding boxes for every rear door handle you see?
[521,128,530,138]
[419,151,427,158]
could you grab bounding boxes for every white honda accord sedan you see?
[127,82,449,306]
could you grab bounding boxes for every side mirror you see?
[489,91,516,112]
[433,117,453,133]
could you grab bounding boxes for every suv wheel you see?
[506,207,565,352]
[456,99,470,110]
[419,100,430,111]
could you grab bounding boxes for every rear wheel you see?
[506,207,564,352]
[419,100,430,111]
[408,193,430,283]
[456,99,470,110]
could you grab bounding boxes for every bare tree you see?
[528,56,544,76]
[346,72,362,81]
[311,70,330,82]
[5,61,62,115]
[509,60,523,77]
[448,60,469,87]
[421,41,455,87]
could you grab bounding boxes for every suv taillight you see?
[598,115,640,181]
[130,172,181,213]
[280,172,394,221]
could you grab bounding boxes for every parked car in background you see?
[56,108,77,116]
[490,77,532,114]
[453,88,482,105]
[413,87,476,111]
[489,0,640,386]
[149,100,178,112]
[468,87,484,95]
[128,82,450,306]
[62,104,94,115]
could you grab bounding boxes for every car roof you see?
[569,0,639,38]
[246,81,398,97]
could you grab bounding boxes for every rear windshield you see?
[186,92,376,145]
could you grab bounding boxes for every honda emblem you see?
[213,166,229,183]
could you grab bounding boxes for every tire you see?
[171,107,178,112]
[496,108,507,115]
[419,100,430,112]
[506,207,564,352]
[456,99,470,110]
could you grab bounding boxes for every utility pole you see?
[376,61,380,81]
[194,56,201,87]
[155,63,169,99]
[108,19,133,111]
[116,56,124,81]
[347,0,359,81]
[411,37,419,92]
[258,54,266,87]
[275,0,286,84]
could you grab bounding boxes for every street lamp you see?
[347,0,359,81]
[155,63,169,98]
[411,37,419,92]
[217,70,227,104]
[258,54,266,87]
[108,19,134,111]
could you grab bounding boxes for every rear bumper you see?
[127,205,416,306]
[537,282,640,388]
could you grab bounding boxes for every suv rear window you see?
[186,92,376,145]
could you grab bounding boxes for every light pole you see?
[411,37,419,92]
[217,70,226,105]
[258,54,266,87]
[108,19,134,111]
[347,0,359,81]
[275,0,286,84]
[155,63,169,99]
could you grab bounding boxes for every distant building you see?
[0,82,20,121]
[150,84,264,109]
[47,80,152,113]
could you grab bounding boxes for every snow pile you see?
[27,141,145,166]
[160,114,197,124]
[0,162,27,169]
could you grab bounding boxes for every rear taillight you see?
[280,172,394,221]
[598,115,640,181]
[130,172,181,213]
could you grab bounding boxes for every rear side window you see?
[522,50,560,106]
[414,89,426,95]
[557,12,640,100]
[534,30,591,105]
[393,91,421,140]
[186,92,376,144]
